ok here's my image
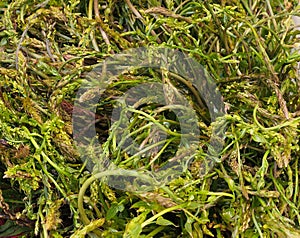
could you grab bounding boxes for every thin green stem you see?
[127,108,183,137]
[78,169,158,235]
[252,209,264,238]
[141,203,185,228]
[144,226,165,238]
[253,105,300,131]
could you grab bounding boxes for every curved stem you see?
[78,169,158,235]
[141,203,185,228]
[127,108,182,137]
[253,105,300,131]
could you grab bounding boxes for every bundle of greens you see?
[0,0,299,237]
